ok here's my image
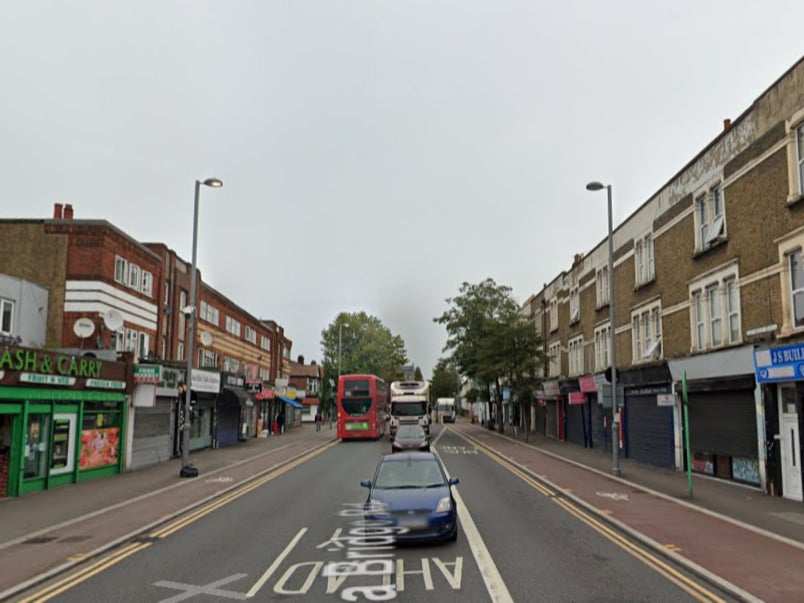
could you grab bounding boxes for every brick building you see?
[526,55,804,499]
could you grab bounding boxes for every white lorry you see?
[389,380,431,436]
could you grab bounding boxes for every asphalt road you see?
[14,424,739,602]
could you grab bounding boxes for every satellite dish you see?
[200,332,213,346]
[103,309,124,331]
[73,318,96,339]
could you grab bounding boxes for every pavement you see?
[1,418,803,602]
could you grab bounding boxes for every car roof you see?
[380,451,437,462]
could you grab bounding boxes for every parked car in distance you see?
[360,452,459,543]
[391,424,430,452]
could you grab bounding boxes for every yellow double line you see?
[450,429,725,603]
[19,442,337,603]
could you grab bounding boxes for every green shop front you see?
[0,345,131,498]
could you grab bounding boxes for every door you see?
[779,384,803,501]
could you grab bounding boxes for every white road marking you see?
[246,528,307,598]
[438,454,513,603]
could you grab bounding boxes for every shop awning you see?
[223,387,253,407]
[278,395,303,409]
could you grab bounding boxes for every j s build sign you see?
[754,343,804,383]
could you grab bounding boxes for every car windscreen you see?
[391,402,427,416]
[374,459,445,489]
[342,397,372,416]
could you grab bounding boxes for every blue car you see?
[361,452,459,543]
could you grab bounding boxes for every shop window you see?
[80,403,121,469]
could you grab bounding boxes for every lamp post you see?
[338,321,348,378]
[180,177,223,478]
[586,181,621,477]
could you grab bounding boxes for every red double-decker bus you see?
[337,374,388,440]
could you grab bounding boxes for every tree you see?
[434,278,546,434]
[414,366,424,381]
[320,312,408,389]
[430,358,460,403]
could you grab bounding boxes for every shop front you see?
[561,379,585,447]
[217,372,250,447]
[542,380,562,439]
[180,368,219,453]
[673,346,763,488]
[619,362,675,469]
[754,342,804,499]
[0,345,131,497]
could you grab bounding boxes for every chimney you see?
[723,118,731,131]
[297,354,305,364]
[53,203,63,219]
[63,204,74,220]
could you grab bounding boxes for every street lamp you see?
[180,177,223,478]
[338,320,349,378]
[586,180,621,477]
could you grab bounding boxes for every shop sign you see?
[134,364,162,384]
[223,372,245,388]
[754,343,804,383]
[191,369,221,394]
[568,392,587,405]
[86,378,126,390]
[543,380,560,397]
[578,376,597,393]
[157,367,181,397]
[0,346,104,378]
[656,393,675,407]
[20,373,76,386]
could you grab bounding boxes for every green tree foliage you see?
[430,358,461,402]
[434,278,546,433]
[414,366,424,381]
[319,312,408,402]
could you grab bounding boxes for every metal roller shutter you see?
[565,403,586,446]
[546,401,559,438]
[624,393,674,468]
[535,404,547,435]
[590,397,607,450]
[688,390,756,457]
[131,399,173,470]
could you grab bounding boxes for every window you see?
[261,335,271,351]
[163,282,169,306]
[226,316,241,337]
[114,256,128,284]
[177,342,185,361]
[568,336,583,376]
[789,250,804,328]
[245,326,257,344]
[141,271,153,296]
[549,298,558,331]
[223,356,240,373]
[632,303,662,363]
[178,290,187,337]
[0,298,14,334]
[533,307,543,336]
[690,269,741,350]
[695,184,726,251]
[594,324,610,372]
[128,264,141,289]
[200,348,218,368]
[596,266,609,307]
[259,367,270,381]
[726,279,741,342]
[548,342,561,377]
[569,287,580,323]
[798,124,804,196]
[635,234,655,286]
[138,332,149,358]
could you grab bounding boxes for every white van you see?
[436,398,456,423]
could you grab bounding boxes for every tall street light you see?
[180,177,223,478]
[586,181,621,477]
[338,320,349,378]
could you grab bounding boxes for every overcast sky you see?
[2,1,803,377]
